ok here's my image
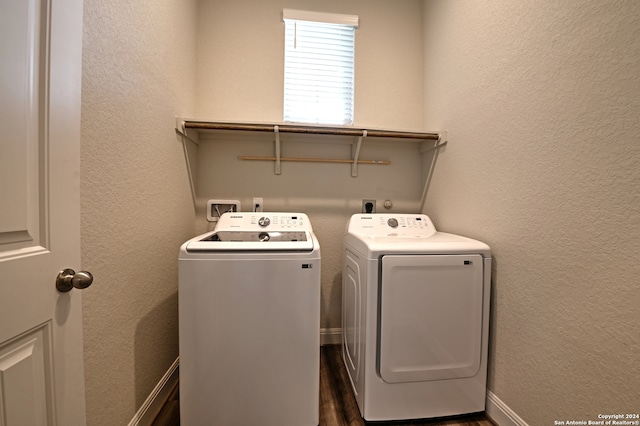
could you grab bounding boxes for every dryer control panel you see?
[347,214,437,238]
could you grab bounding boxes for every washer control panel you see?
[347,214,436,237]
[216,212,312,231]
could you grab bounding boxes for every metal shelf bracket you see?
[274,125,281,175]
[351,130,367,177]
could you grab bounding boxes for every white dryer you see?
[342,213,491,421]
[179,212,320,426]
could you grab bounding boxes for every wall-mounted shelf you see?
[175,118,448,210]
[180,120,440,141]
[176,118,445,174]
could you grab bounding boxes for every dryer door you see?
[379,254,484,383]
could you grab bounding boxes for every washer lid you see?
[185,230,315,252]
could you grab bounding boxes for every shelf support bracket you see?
[419,130,449,211]
[351,130,367,177]
[274,125,281,175]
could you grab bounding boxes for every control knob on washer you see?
[258,232,270,242]
[258,217,271,227]
[387,218,398,228]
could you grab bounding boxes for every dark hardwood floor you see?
[152,345,495,426]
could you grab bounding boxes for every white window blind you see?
[283,9,358,125]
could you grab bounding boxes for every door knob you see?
[56,268,94,293]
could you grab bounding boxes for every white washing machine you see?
[179,212,320,426]
[342,213,491,421]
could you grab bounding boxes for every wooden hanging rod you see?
[238,155,390,165]
[183,120,439,140]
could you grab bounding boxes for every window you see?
[283,9,358,125]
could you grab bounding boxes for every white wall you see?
[81,0,197,424]
[422,1,640,424]
[193,0,427,331]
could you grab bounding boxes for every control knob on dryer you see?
[387,218,398,228]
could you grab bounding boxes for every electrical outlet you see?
[253,197,264,212]
[362,199,376,213]
[207,199,241,222]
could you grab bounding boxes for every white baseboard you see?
[320,327,342,345]
[128,357,179,426]
[486,391,529,426]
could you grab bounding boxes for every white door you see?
[0,0,87,424]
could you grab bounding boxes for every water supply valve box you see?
[207,199,241,222]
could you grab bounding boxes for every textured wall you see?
[193,0,426,331]
[422,1,640,424]
[81,0,197,424]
